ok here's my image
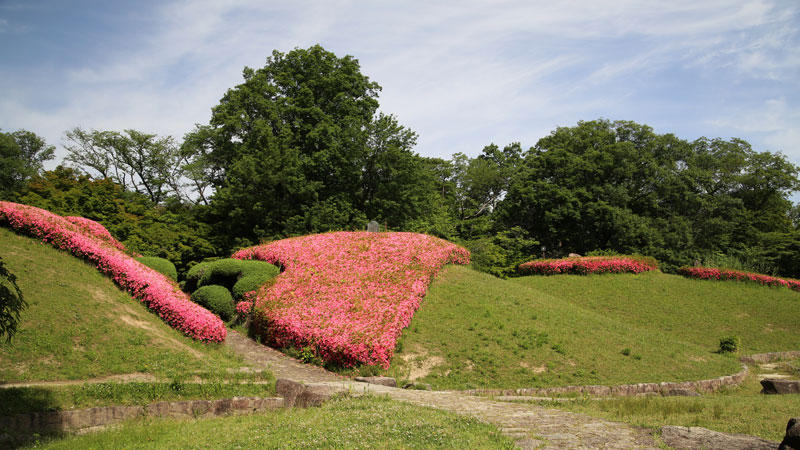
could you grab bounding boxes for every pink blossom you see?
[519,255,658,275]
[233,231,470,368]
[0,201,226,342]
[678,266,800,292]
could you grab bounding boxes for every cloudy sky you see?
[1,0,798,168]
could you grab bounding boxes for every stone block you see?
[354,376,397,387]
[761,379,800,395]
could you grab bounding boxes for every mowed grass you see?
[387,265,798,390]
[0,227,259,383]
[512,270,800,354]
[32,395,515,449]
[530,359,800,441]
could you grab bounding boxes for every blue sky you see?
[1,0,798,171]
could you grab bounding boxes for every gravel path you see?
[228,331,659,448]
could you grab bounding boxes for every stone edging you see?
[740,350,800,364]
[0,396,282,440]
[459,364,749,397]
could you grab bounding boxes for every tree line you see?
[2,45,798,278]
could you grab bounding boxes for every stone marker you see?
[367,220,380,232]
[780,417,800,450]
[761,378,800,395]
[354,376,397,387]
[660,425,778,449]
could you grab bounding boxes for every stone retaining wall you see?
[740,350,800,364]
[461,364,748,397]
[0,396,282,439]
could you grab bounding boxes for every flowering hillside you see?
[519,255,657,275]
[678,266,800,292]
[65,216,128,251]
[0,201,225,342]
[233,232,470,368]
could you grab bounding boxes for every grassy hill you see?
[388,266,799,390]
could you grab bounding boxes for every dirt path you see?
[225,331,659,448]
[223,330,343,383]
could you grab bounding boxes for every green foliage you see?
[463,227,539,277]
[19,166,217,275]
[135,256,178,281]
[0,255,27,342]
[190,285,234,321]
[185,258,278,293]
[718,336,741,354]
[183,45,440,249]
[496,119,799,274]
[63,127,189,204]
[0,129,54,200]
[232,272,277,299]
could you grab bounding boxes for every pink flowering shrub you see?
[233,231,470,369]
[65,216,128,252]
[678,266,800,292]
[235,300,253,317]
[0,201,225,342]
[519,255,658,275]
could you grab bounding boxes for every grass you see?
[527,359,800,442]
[0,227,257,383]
[385,266,798,390]
[29,395,515,449]
[512,270,800,354]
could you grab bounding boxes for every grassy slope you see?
[0,227,251,382]
[35,396,514,449]
[388,266,799,390]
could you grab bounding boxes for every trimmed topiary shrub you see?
[190,285,234,321]
[136,256,178,281]
[185,259,279,292]
[233,273,277,299]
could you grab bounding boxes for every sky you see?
[1,0,799,170]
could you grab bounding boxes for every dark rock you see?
[402,382,432,390]
[667,388,701,397]
[761,378,800,395]
[275,378,339,408]
[354,376,397,387]
[780,417,800,450]
[661,425,778,449]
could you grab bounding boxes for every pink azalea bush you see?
[519,255,658,275]
[233,231,470,368]
[65,216,128,252]
[0,201,225,342]
[678,266,800,292]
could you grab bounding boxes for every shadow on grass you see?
[0,387,67,449]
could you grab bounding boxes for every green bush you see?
[718,336,741,354]
[190,285,234,321]
[184,259,279,292]
[136,256,178,281]
[232,273,277,299]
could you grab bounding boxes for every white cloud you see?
[1,0,798,165]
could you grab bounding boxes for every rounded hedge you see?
[185,259,279,292]
[136,256,178,281]
[232,273,276,299]
[190,285,234,321]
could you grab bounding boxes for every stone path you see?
[228,331,659,448]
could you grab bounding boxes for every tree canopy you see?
[0,129,54,200]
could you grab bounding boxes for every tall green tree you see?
[0,129,55,200]
[64,127,188,204]
[185,45,432,248]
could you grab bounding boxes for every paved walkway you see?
[227,330,658,448]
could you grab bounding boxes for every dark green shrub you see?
[136,256,178,281]
[190,285,234,321]
[718,336,740,354]
[232,273,277,299]
[184,259,279,292]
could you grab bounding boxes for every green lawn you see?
[527,358,800,442]
[31,395,515,449]
[386,266,798,390]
